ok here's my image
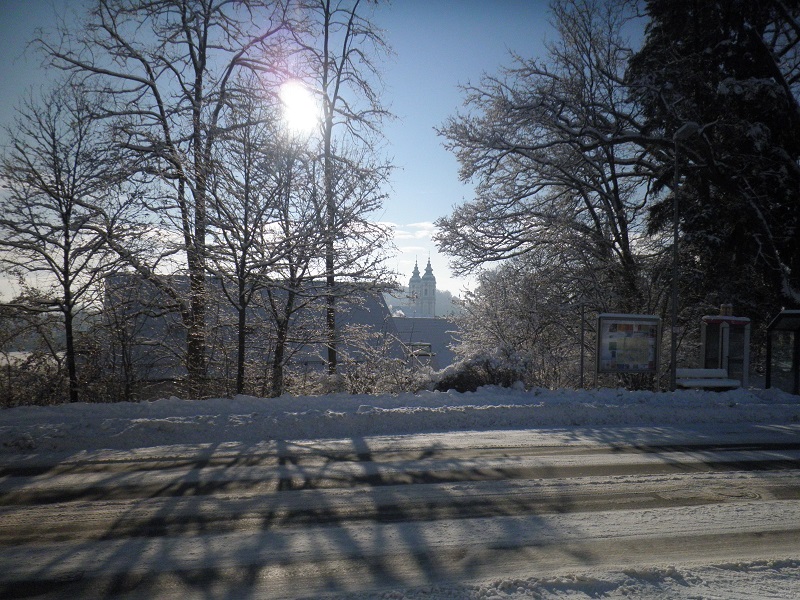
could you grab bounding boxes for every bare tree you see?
[0,301,68,407]
[260,143,326,397]
[207,80,287,395]
[452,250,593,389]
[40,0,290,396]
[259,140,394,396]
[435,0,653,313]
[291,0,393,373]
[211,78,393,396]
[0,84,129,403]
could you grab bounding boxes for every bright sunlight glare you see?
[279,80,319,135]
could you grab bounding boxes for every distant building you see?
[390,259,460,369]
[391,316,459,371]
[408,258,436,318]
[102,267,462,394]
[103,274,405,384]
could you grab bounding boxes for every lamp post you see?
[670,121,701,390]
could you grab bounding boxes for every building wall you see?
[408,259,436,318]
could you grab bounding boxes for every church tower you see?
[408,258,436,317]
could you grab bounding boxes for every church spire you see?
[408,257,436,317]
[422,257,435,281]
[410,259,421,282]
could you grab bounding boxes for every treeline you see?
[437,0,800,390]
[1,280,431,407]
[0,0,397,404]
[4,0,800,404]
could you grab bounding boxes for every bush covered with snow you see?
[433,349,530,392]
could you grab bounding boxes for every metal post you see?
[794,331,800,395]
[579,302,585,389]
[670,122,701,391]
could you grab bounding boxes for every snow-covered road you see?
[2,386,800,597]
[2,426,800,599]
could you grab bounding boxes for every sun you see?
[279,80,319,135]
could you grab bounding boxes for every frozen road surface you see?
[2,428,800,599]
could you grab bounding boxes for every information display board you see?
[596,314,660,374]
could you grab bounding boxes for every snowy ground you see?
[320,560,800,600]
[2,384,800,598]
[2,385,799,455]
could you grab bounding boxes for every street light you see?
[670,121,701,390]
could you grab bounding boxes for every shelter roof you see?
[767,310,800,332]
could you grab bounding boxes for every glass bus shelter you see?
[766,310,800,395]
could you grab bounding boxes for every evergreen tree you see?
[628,0,800,314]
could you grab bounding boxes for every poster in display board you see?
[596,314,661,374]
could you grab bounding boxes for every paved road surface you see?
[2,429,800,598]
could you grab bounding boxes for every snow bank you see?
[322,559,800,600]
[1,385,798,455]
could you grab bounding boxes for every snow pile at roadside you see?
[1,385,798,454]
[324,559,800,600]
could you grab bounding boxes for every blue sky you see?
[373,1,551,292]
[0,0,552,295]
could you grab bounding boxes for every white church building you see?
[386,258,459,370]
[407,258,436,318]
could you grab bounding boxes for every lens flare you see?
[280,81,319,135]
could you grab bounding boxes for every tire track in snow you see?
[1,435,800,598]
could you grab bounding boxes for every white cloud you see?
[406,221,436,230]
[398,245,429,254]
[393,222,436,242]
[387,221,474,294]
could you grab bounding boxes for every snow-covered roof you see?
[768,309,800,332]
[391,316,459,369]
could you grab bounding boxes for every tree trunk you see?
[270,288,296,398]
[186,268,207,398]
[271,318,288,398]
[324,119,337,375]
[236,291,247,395]
[326,274,336,375]
[64,307,79,403]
